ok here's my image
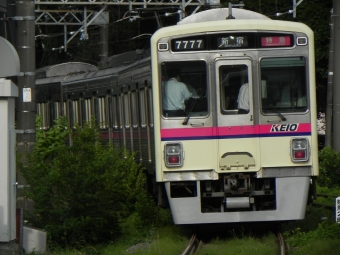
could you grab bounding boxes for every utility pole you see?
[332,0,340,151]
[15,0,36,209]
[292,0,303,18]
[325,8,334,147]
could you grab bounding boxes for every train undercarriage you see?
[164,173,311,224]
[170,173,276,213]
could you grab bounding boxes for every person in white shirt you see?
[186,83,198,97]
[163,69,193,117]
[237,83,249,114]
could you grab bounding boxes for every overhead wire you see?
[36,9,175,52]
[36,4,297,53]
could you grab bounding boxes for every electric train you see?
[36,8,318,224]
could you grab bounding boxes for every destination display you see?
[170,33,295,52]
[217,35,248,49]
[261,35,292,47]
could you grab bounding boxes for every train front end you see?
[151,12,318,224]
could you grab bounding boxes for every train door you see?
[215,58,259,171]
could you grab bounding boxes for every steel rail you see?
[277,232,286,255]
[181,235,200,255]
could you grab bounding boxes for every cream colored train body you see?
[151,8,318,224]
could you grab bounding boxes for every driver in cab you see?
[163,69,194,117]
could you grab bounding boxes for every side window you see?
[109,95,119,129]
[261,57,307,113]
[37,102,51,130]
[83,98,93,123]
[161,61,207,118]
[70,99,79,129]
[53,101,61,120]
[219,64,249,115]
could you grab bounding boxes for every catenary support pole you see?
[15,0,36,209]
[325,8,334,147]
[99,24,109,69]
[332,0,340,151]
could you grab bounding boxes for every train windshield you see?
[260,57,307,113]
[219,64,249,115]
[161,61,207,118]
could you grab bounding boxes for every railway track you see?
[277,232,286,255]
[181,235,201,255]
[181,232,286,255]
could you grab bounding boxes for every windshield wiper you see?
[262,98,287,121]
[183,88,202,125]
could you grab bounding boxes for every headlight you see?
[166,144,181,154]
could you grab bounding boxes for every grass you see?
[315,186,340,207]
[286,239,340,255]
[26,186,340,255]
[198,234,279,255]
[101,229,188,255]
[281,185,340,255]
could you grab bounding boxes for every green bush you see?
[318,146,340,188]
[19,116,156,246]
[284,222,340,247]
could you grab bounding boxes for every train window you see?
[104,96,109,129]
[37,102,51,130]
[117,95,124,129]
[53,101,61,120]
[94,98,99,127]
[147,86,154,127]
[65,100,71,128]
[161,60,207,118]
[83,98,93,123]
[123,92,130,128]
[109,95,119,129]
[260,57,307,113]
[63,101,67,117]
[70,100,79,128]
[97,97,107,129]
[131,91,138,128]
[139,88,147,127]
[219,64,249,115]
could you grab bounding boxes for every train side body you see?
[36,51,155,173]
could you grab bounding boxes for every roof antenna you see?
[226,2,235,19]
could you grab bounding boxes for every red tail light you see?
[291,138,309,162]
[168,155,180,164]
[164,143,183,167]
[294,150,306,159]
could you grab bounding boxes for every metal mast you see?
[15,0,36,213]
[332,0,340,151]
[325,8,334,147]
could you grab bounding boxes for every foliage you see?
[19,116,161,247]
[284,222,340,255]
[318,146,340,188]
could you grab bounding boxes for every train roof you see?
[36,50,150,86]
[152,12,313,43]
[177,8,270,25]
[36,62,98,79]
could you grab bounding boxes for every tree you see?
[19,117,156,246]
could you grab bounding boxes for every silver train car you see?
[36,8,318,225]
[36,50,155,173]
